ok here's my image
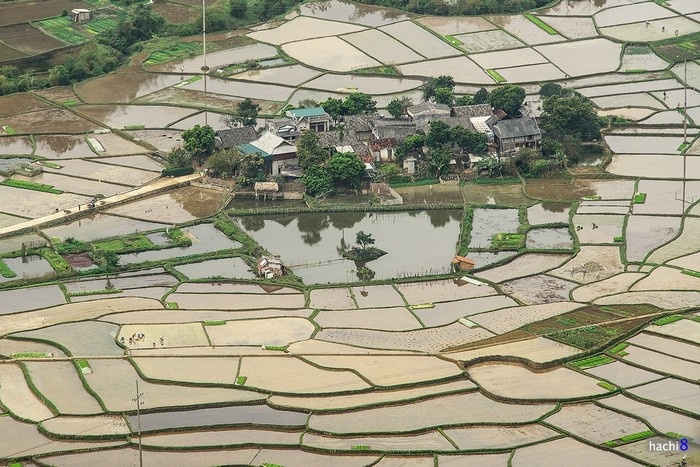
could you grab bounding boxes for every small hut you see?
[254,181,279,200]
[70,9,91,22]
[257,256,284,279]
[452,255,476,272]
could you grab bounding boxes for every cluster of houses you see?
[215,100,543,178]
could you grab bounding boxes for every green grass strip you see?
[76,359,91,373]
[444,35,463,45]
[633,193,647,204]
[204,320,226,326]
[613,236,624,243]
[681,269,700,278]
[486,69,506,83]
[262,345,286,351]
[67,289,123,297]
[1,179,62,194]
[2,126,17,135]
[39,161,62,169]
[235,375,247,386]
[166,301,179,309]
[571,354,614,369]
[597,381,616,391]
[604,430,655,447]
[12,352,52,358]
[654,315,684,326]
[351,445,371,450]
[525,14,558,35]
[678,142,690,152]
[609,342,629,356]
[0,259,17,279]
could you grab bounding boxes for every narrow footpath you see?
[0,174,202,239]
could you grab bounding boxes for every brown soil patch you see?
[2,108,100,134]
[0,0,90,27]
[0,42,27,62]
[443,330,536,352]
[0,23,65,55]
[62,253,95,268]
[136,87,284,115]
[32,86,81,104]
[0,92,50,118]
[152,1,197,24]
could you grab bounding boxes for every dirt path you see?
[0,174,201,239]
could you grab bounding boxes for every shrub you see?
[162,166,195,177]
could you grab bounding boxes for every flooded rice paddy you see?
[469,208,519,249]
[238,210,461,283]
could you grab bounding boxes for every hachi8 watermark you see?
[648,438,690,452]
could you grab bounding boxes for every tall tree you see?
[421,75,455,101]
[355,231,375,250]
[473,87,489,104]
[296,130,328,170]
[302,165,332,197]
[488,84,525,115]
[541,93,600,141]
[224,98,260,127]
[167,147,193,168]
[428,146,452,177]
[426,120,451,149]
[182,124,216,165]
[327,152,366,188]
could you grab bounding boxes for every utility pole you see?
[682,59,687,213]
[202,0,209,126]
[132,380,144,467]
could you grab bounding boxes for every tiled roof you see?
[492,117,541,139]
[216,127,258,148]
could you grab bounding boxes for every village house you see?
[406,102,451,132]
[286,107,331,132]
[239,132,297,175]
[403,155,418,174]
[371,118,417,144]
[257,256,284,278]
[490,117,542,154]
[215,127,258,149]
[266,118,301,143]
[369,138,396,162]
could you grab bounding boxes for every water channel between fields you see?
[236,210,463,284]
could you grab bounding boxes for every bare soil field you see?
[511,437,639,466]
[307,354,462,387]
[629,378,700,414]
[309,287,356,310]
[142,428,301,448]
[586,361,664,388]
[476,253,571,283]
[14,320,123,356]
[396,279,497,304]
[119,322,209,349]
[0,0,90,27]
[24,360,103,414]
[303,431,455,452]
[0,363,54,421]
[308,392,555,434]
[545,403,648,443]
[470,301,583,335]
[443,424,559,450]
[469,362,610,399]
[415,295,518,328]
[238,355,370,393]
[500,274,577,305]
[445,336,581,363]
[205,317,314,346]
[268,380,475,411]
[315,307,421,331]
[0,23,66,55]
[646,319,700,344]
[40,415,128,437]
[133,356,239,384]
[599,394,699,438]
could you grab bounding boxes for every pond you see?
[236,210,462,283]
[0,255,54,283]
[118,223,240,265]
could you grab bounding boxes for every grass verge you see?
[0,259,17,278]
[525,14,558,35]
[486,69,506,83]
[1,179,63,194]
[571,354,614,369]
[653,315,684,326]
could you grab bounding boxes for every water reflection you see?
[236,210,462,283]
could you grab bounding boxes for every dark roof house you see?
[216,127,258,149]
[452,104,492,119]
[491,117,542,154]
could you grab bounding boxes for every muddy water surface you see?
[238,210,462,283]
[33,135,92,159]
[0,256,54,283]
[0,136,33,155]
[174,257,253,279]
[301,0,409,26]
[469,208,520,249]
[526,228,573,250]
[75,69,185,104]
[44,214,166,242]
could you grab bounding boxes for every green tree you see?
[421,75,455,101]
[434,87,454,105]
[343,92,377,115]
[168,147,193,168]
[541,93,600,141]
[428,146,452,177]
[302,165,333,197]
[319,97,344,122]
[426,120,451,149]
[539,82,564,99]
[488,84,525,115]
[230,0,247,17]
[296,130,328,170]
[455,95,473,106]
[395,133,425,160]
[473,87,488,104]
[355,231,375,250]
[182,124,216,165]
[450,125,487,155]
[327,152,366,188]
[386,96,412,119]
[223,98,260,127]
[206,149,237,178]
[206,148,263,183]
[297,98,318,108]
[540,137,564,158]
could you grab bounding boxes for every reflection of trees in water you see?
[327,211,365,230]
[427,209,451,228]
[240,216,265,232]
[541,202,569,213]
[356,263,375,283]
[297,213,330,246]
[270,215,295,227]
[35,135,82,155]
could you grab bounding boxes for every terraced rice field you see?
[0,0,699,464]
